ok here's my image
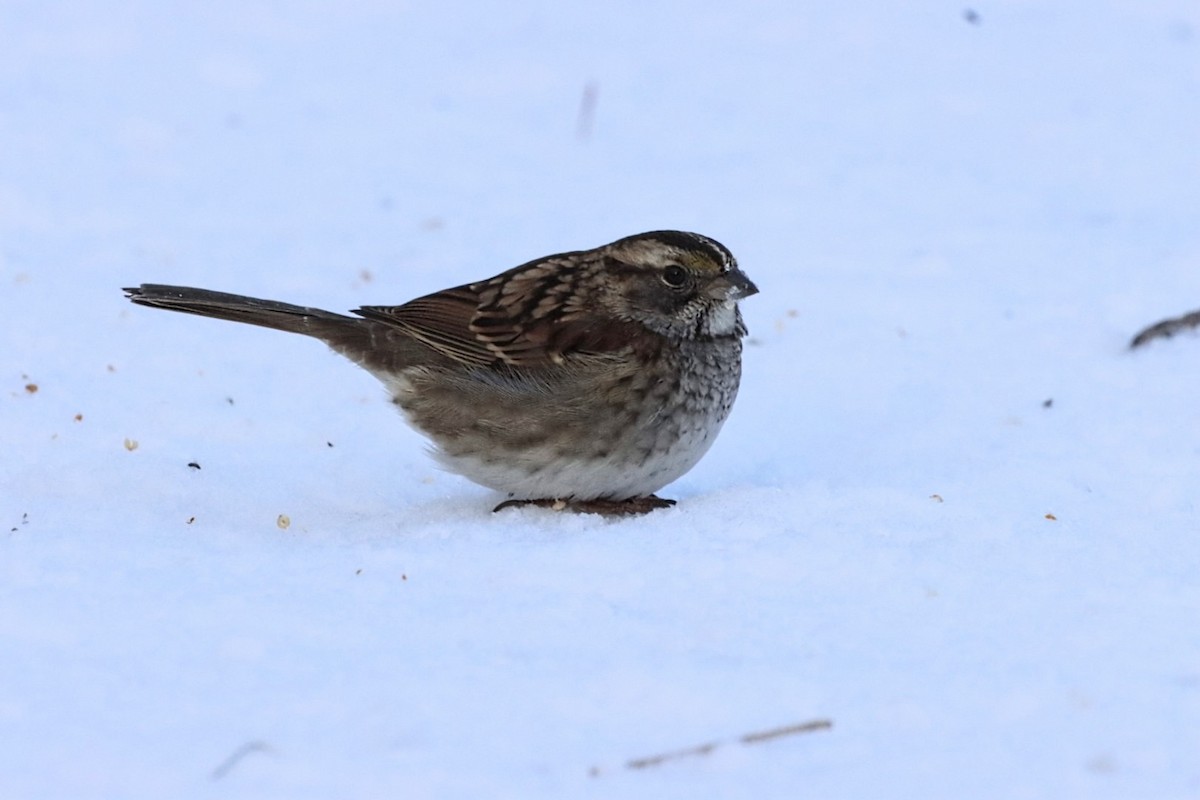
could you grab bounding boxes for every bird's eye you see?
[661,264,689,289]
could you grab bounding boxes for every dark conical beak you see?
[708,267,759,301]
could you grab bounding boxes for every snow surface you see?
[3,1,1200,798]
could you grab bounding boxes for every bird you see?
[124,230,757,515]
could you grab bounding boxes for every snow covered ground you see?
[3,1,1199,797]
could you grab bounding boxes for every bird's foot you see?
[492,495,676,517]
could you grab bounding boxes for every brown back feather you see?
[354,261,658,369]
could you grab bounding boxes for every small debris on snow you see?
[615,718,832,773]
[1130,308,1200,348]
[210,740,273,781]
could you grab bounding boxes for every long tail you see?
[124,284,422,377]
[124,284,358,337]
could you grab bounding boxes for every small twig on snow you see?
[1130,308,1200,349]
[596,717,832,776]
[210,740,272,781]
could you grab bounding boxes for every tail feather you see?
[124,284,429,376]
[124,284,354,337]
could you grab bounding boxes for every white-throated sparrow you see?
[125,230,757,515]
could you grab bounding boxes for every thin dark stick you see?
[1130,308,1200,348]
[617,718,832,773]
[626,741,719,770]
[740,718,833,744]
[210,740,271,780]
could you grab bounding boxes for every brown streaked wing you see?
[467,258,625,367]
[354,262,649,369]
[354,285,497,368]
[467,303,650,367]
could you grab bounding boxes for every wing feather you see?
[353,257,653,368]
